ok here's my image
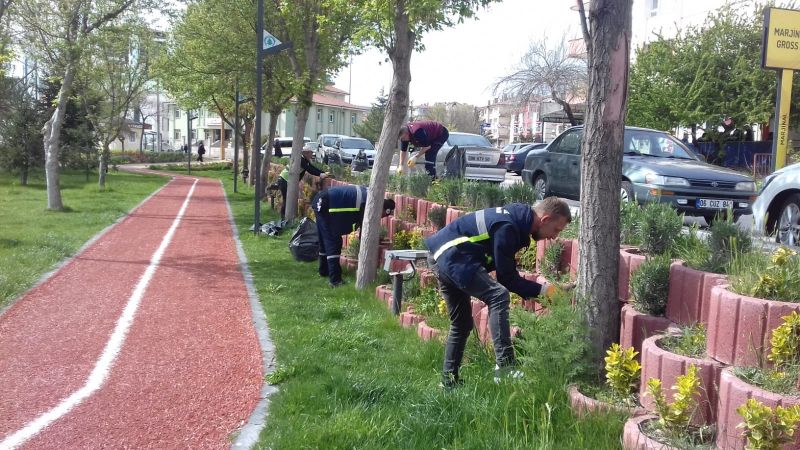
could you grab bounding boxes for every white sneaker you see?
[494,364,524,384]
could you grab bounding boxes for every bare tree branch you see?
[577,0,592,57]
[85,0,134,33]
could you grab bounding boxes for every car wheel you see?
[620,181,634,204]
[776,193,800,247]
[533,174,550,201]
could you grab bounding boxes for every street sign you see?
[263,31,281,50]
[761,7,800,70]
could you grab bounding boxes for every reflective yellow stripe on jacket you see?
[432,209,490,261]
[329,185,363,213]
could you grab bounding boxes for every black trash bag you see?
[288,217,319,262]
[442,144,466,179]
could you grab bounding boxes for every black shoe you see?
[439,374,463,390]
[319,271,329,277]
[329,280,346,288]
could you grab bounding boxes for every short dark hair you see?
[534,197,572,223]
[383,198,396,214]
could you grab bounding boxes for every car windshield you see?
[340,138,374,150]
[323,137,338,146]
[502,144,516,153]
[448,134,493,147]
[624,131,697,160]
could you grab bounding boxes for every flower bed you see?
[619,247,646,302]
[619,304,674,359]
[706,284,800,366]
[715,368,800,450]
[639,334,724,425]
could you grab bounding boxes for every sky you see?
[333,0,580,108]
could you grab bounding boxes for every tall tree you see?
[159,0,296,188]
[13,0,146,210]
[575,0,632,370]
[352,90,388,143]
[355,0,499,288]
[0,80,43,184]
[419,102,480,132]
[494,36,588,126]
[82,19,152,188]
[277,0,361,222]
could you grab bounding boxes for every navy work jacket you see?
[317,185,368,236]
[424,203,544,298]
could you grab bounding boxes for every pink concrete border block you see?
[715,368,800,450]
[536,239,571,275]
[619,248,646,302]
[566,239,580,277]
[445,207,465,225]
[416,199,430,227]
[340,255,358,272]
[400,312,424,328]
[666,263,727,326]
[622,414,679,450]
[417,321,441,341]
[639,334,724,425]
[619,304,674,360]
[568,384,646,418]
[706,284,800,367]
[421,228,435,238]
[375,285,393,309]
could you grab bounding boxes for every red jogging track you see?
[0,176,265,449]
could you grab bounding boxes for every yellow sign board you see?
[762,7,800,70]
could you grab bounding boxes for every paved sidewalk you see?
[0,176,264,449]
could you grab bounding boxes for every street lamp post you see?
[186,110,198,174]
[234,83,241,193]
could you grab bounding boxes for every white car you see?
[753,161,800,247]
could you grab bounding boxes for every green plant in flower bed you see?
[427,206,447,230]
[560,214,579,240]
[659,324,707,358]
[737,398,800,450]
[405,173,431,198]
[620,201,644,247]
[673,225,713,271]
[729,247,800,302]
[504,182,536,205]
[604,343,641,405]
[734,367,800,396]
[387,173,408,194]
[630,253,671,315]
[407,287,449,330]
[392,229,425,250]
[343,232,360,258]
[516,243,537,272]
[638,201,682,256]
[540,240,564,281]
[645,364,714,447]
[462,181,506,210]
[428,178,464,206]
[397,204,416,222]
[351,169,371,186]
[769,311,800,370]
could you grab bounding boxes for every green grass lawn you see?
[0,170,168,308]
[199,169,626,449]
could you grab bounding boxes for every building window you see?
[174,130,180,140]
[128,131,136,142]
[351,113,356,124]
[174,108,180,118]
[317,108,322,121]
[649,0,659,16]
[329,112,334,123]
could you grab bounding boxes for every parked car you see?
[327,136,376,167]
[504,143,547,174]
[315,134,347,163]
[434,132,506,182]
[522,126,758,224]
[752,161,800,247]
[502,142,535,154]
[260,137,311,156]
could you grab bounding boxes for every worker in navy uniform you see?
[313,185,396,287]
[277,148,327,220]
[398,120,449,178]
[424,197,573,387]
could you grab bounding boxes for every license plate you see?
[468,155,491,163]
[696,199,733,209]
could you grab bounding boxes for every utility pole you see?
[156,81,161,152]
[234,83,241,193]
[253,0,265,233]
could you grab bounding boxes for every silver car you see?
[753,161,800,247]
[424,132,505,182]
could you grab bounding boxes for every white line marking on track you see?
[0,178,198,450]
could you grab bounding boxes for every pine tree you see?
[353,91,388,144]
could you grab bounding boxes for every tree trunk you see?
[242,116,252,182]
[98,143,110,189]
[262,108,280,195]
[20,167,28,186]
[576,0,632,371]
[42,61,77,210]
[248,117,257,186]
[284,104,310,222]
[356,0,414,288]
